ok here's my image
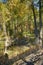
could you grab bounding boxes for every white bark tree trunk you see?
[39,28,42,48]
[2,4,9,54]
[3,23,9,54]
[35,28,42,49]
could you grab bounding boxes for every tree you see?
[31,2,38,37]
[0,0,43,51]
[39,0,42,48]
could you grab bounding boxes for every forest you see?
[0,0,43,65]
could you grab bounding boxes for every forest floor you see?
[0,40,43,65]
[7,44,39,59]
[11,49,43,65]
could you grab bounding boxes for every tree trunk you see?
[39,0,42,48]
[32,2,38,38]
[31,1,40,46]
[32,1,42,48]
[1,4,9,54]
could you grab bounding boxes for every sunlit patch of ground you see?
[7,45,38,59]
[0,39,42,59]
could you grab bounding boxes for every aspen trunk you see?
[2,4,9,54]
[39,0,42,48]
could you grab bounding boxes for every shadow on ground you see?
[7,36,35,50]
[0,53,34,65]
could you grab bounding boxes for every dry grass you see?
[8,44,39,58]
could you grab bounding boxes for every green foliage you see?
[0,0,43,40]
